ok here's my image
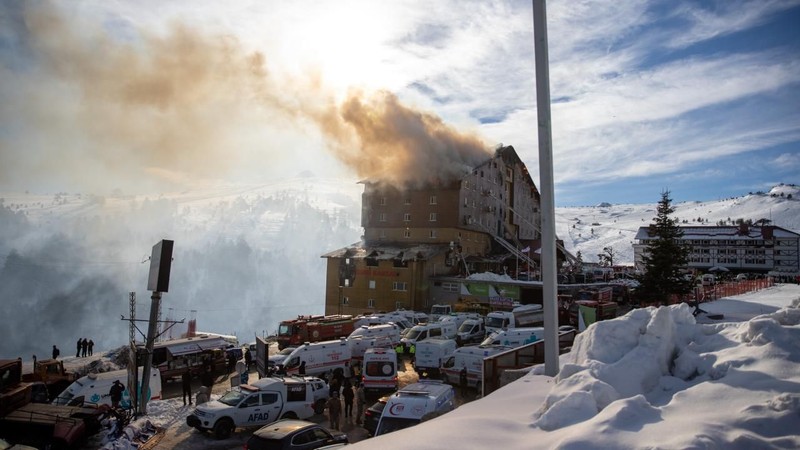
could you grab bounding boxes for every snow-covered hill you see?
[556,183,800,265]
[1,179,798,359]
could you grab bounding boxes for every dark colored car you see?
[362,395,390,437]
[244,419,348,450]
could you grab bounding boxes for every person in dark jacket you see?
[76,338,82,358]
[244,348,253,368]
[181,367,193,405]
[81,338,88,358]
[201,365,214,389]
[109,380,125,408]
[88,339,94,356]
[52,345,60,360]
[341,379,354,419]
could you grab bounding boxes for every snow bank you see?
[532,302,800,435]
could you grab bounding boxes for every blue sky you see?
[0,0,798,206]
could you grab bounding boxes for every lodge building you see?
[321,145,551,315]
[633,224,800,277]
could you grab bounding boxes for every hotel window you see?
[367,299,375,308]
[429,213,437,222]
[379,197,386,205]
[404,229,411,239]
[392,282,408,291]
[404,213,411,222]
[430,195,437,205]
[395,301,405,310]
[404,198,411,205]
[342,297,349,306]
[429,229,437,239]
[369,280,376,289]
[379,212,387,222]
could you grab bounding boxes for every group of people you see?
[76,337,94,357]
[324,368,366,431]
[181,358,216,406]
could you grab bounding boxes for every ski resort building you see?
[633,224,800,277]
[321,145,558,315]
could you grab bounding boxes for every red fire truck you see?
[276,314,356,349]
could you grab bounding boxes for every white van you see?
[413,338,457,377]
[456,317,486,345]
[374,380,455,436]
[52,367,162,408]
[353,314,412,331]
[361,348,398,393]
[348,323,402,347]
[187,376,320,439]
[441,345,514,390]
[400,322,457,352]
[481,327,543,348]
[429,304,453,321]
[281,338,352,378]
[485,304,543,334]
[390,309,429,325]
[347,335,394,361]
[438,312,482,329]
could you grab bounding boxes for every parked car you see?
[244,419,348,450]
[362,395,390,436]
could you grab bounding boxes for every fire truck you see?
[276,314,356,349]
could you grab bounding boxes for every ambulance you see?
[441,345,514,390]
[281,338,352,378]
[400,321,457,352]
[480,327,543,348]
[360,348,398,393]
[413,338,457,378]
[348,323,402,347]
[52,367,162,408]
[374,380,455,436]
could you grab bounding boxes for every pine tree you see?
[637,190,692,304]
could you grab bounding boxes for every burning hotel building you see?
[322,145,560,315]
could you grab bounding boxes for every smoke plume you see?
[0,1,491,193]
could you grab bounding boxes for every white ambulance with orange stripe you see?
[281,338,351,379]
[360,347,398,393]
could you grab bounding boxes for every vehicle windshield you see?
[376,417,420,436]
[458,322,474,333]
[485,317,505,328]
[279,347,295,356]
[277,324,291,336]
[431,306,449,315]
[218,389,248,406]
[404,328,423,340]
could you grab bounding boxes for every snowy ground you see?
[80,283,800,450]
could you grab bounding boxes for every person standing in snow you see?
[88,339,94,356]
[76,338,82,358]
[81,338,88,357]
[52,345,60,360]
[109,380,125,408]
[181,367,193,406]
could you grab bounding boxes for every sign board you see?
[147,239,174,292]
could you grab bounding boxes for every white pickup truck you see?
[186,376,327,439]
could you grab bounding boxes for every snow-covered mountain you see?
[1,178,798,359]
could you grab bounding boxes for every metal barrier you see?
[481,329,576,397]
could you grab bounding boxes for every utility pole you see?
[532,0,559,376]
[139,239,173,415]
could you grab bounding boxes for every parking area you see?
[154,352,477,448]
